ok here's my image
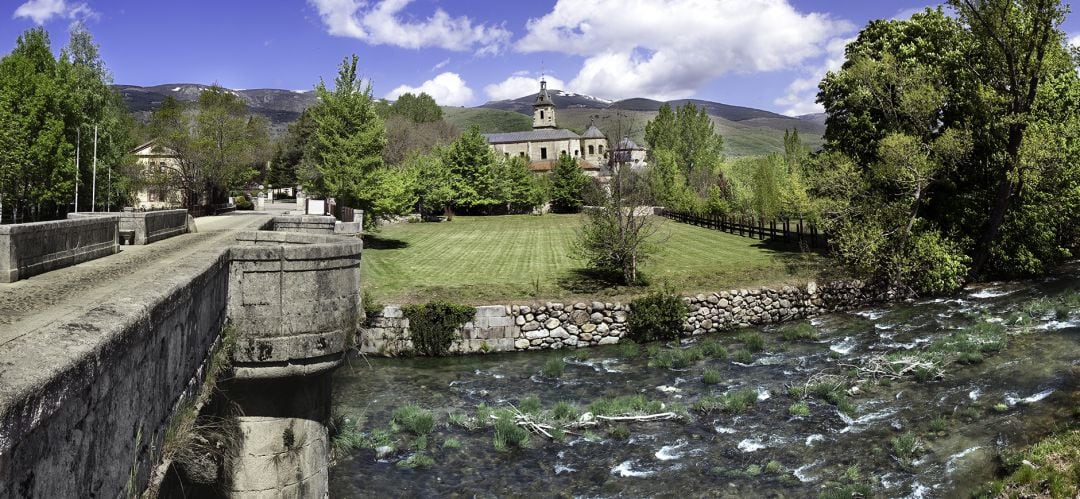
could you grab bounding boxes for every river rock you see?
[515,315,526,326]
[591,301,605,311]
[375,446,394,459]
[522,321,540,332]
[570,309,590,325]
[574,302,587,310]
[526,330,550,340]
[544,318,561,330]
[581,323,596,333]
[551,326,569,339]
[613,311,628,323]
[580,332,593,342]
[565,336,578,347]
[598,336,619,345]
[595,323,609,334]
[514,339,530,349]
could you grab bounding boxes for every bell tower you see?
[532,78,556,129]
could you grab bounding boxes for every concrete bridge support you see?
[224,231,362,497]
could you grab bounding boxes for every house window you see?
[589,145,595,155]
[540,110,545,120]
[561,150,566,156]
[575,150,579,156]
[540,147,548,159]
[520,152,526,157]
[505,152,510,158]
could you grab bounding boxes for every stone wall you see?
[0,215,119,283]
[270,215,337,234]
[361,280,894,356]
[69,209,188,245]
[0,249,231,498]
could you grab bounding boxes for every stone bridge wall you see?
[361,280,895,356]
[269,215,337,234]
[69,209,189,245]
[0,217,362,498]
[0,216,119,283]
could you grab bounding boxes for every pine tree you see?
[443,125,499,213]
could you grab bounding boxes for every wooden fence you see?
[660,209,827,249]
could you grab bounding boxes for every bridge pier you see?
[223,230,362,497]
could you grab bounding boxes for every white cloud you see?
[774,36,852,116]
[387,72,475,106]
[484,74,566,101]
[515,0,852,101]
[308,0,510,55]
[1070,33,1080,49]
[431,58,450,72]
[13,0,96,24]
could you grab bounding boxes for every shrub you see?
[362,289,383,323]
[391,405,435,436]
[234,195,253,210]
[628,287,689,342]
[401,302,475,356]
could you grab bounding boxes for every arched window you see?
[598,145,604,154]
[588,145,595,155]
[540,110,545,120]
[574,150,579,156]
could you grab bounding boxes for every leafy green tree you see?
[496,155,546,214]
[643,102,725,209]
[644,103,677,153]
[388,92,443,123]
[549,153,589,213]
[408,152,455,217]
[268,109,313,192]
[382,114,457,166]
[442,125,500,213]
[0,28,70,222]
[303,55,409,227]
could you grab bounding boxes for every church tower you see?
[532,78,556,129]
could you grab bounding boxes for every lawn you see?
[363,214,832,305]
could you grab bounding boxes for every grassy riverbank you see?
[363,214,831,304]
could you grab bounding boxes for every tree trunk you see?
[969,123,1023,279]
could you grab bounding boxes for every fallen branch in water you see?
[596,413,678,422]
[849,355,945,381]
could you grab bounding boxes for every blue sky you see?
[3,0,1078,115]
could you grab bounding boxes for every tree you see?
[549,153,589,213]
[495,155,546,214]
[388,92,443,123]
[442,125,500,213]
[382,114,457,166]
[575,166,659,285]
[268,109,313,192]
[0,28,69,222]
[817,3,1080,286]
[642,102,725,209]
[149,86,267,208]
[302,55,409,228]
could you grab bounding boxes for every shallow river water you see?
[330,273,1079,497]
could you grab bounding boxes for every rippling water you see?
[331,273,1080,497]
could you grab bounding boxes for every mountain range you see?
[115,84,826,157]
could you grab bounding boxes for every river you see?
[330,272,1079,497]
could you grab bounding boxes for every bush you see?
[362,289,383,323]
[401,301,475,356]
[234,195,253,210]
[628,288,689,342]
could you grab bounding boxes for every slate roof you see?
[615,137,644,150]
[582,124,605,139]
[483,128,581,144]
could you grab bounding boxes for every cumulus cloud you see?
[515,0,852,101]
[1070,33,1080,49]
[774,36,852,116]
[484,74,566,101]
[387,72,475,106]
[308,0,510,55]
[13,0,96,24]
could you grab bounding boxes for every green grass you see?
[441,106,532,134]
[364,214,824,304]
[982,427,1080,498]
[391,405,435,436]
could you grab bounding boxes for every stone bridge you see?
[0,211,360,498]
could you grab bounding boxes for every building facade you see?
[483,79,610,176]
[131,139,184,209]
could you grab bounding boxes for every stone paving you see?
[0,213,270,344]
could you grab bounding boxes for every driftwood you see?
[847,355,945,381]
[504,404,679,440]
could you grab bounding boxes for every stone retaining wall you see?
[0,215,119,283]
[360,280,895,356]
